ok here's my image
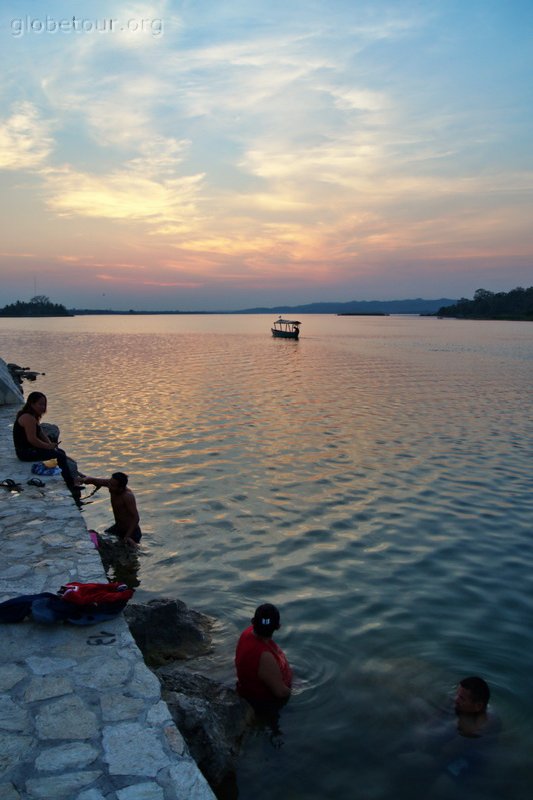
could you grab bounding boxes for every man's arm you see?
[258,651,291,699]
[83,477,112,488]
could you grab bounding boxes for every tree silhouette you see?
[438,287,533,320]
[0,296,71,317]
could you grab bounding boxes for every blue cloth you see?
[0,592,128,625]
[31,462,62,476]
[0,593,57,623]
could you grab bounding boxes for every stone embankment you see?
[0,404,215,800]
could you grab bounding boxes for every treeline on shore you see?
[438,287,533,320]
[2,288,532,320]
[0,296,71,317]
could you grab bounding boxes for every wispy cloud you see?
[42,161,205,229]
[0,102,54,169]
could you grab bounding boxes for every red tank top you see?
[235,626,292,701]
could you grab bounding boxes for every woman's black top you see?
[13,416,44,453]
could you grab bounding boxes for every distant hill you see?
[438,287,533,320]
[70,298,457,315]
[233,298,458,315]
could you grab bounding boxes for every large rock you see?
[124,599,214,666]
[0,359,23,405]
[40,423,60,442]
[124,598,254,791]
[157,666,253,789]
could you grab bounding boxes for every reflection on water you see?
[1,315,532,799]
[95,533,142,588]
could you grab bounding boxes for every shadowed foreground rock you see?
[124,598,253,791]
[157,666,254,788]
[124,597,214,666]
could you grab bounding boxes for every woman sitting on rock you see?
[13,391,82,503]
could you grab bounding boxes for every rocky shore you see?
[0,400,226,800]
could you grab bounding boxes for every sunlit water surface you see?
[1,314,532,799]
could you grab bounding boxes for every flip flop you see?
[0,478,23,492]
[27,478,46,488]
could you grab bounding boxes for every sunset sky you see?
[1,1,531,311]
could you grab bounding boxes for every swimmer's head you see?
[252,603,281,637]
[455,676,490,714]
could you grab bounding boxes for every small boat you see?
[271,317,301,340]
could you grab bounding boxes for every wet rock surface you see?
[125,597,253,790]
[157,667,254,788]
[124,598,214,666]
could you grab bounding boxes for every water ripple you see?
[1,316,532,800]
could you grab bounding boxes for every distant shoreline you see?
[2,311,530,320]
[1,310,530,321]
[437,315,532,322]
[0,296,458,317]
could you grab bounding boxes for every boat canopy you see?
[274,318,301,325]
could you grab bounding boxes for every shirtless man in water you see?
[454,676,494,737]
[83,472,141,547]
[396,675,500,797]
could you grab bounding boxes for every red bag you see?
[58,581,134,606]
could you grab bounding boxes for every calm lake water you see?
[1,314,532,799]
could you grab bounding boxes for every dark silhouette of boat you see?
[271,317,301,339]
